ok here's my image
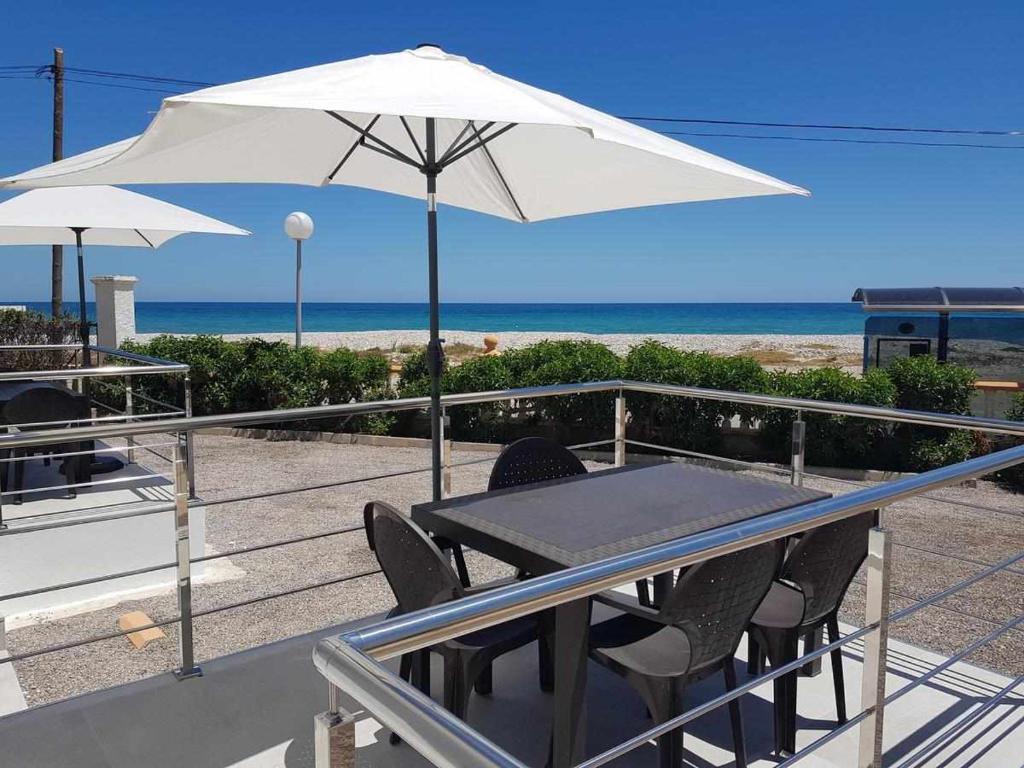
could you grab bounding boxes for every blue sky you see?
[0,0,1021,304]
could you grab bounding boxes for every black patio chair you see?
[366,500,540,740]
[3,388,86,504]
[488,437,654,606]
[747,511,874,757]
[590,540,782,768]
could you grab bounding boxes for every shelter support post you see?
[73,228,90,366]
[614,392,626,467]
[124,374,135,464]
[183,374,196,497]
[858,526,892,767]
[172,438,200,679]
[425,117,444,503]
[790,412,805,487]
[314,684,356,768]
[441,407,452,498]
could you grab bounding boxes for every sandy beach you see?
[134,330,864,370]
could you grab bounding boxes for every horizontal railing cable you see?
[0,501,176,536]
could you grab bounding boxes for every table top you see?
[412,461,830,575]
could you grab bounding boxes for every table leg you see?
[550,597,590,768]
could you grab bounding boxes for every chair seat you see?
[750,581,806,629]
[591,614,692,678]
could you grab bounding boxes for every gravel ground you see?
[6,435,1022,707]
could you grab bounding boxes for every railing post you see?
[858,526,892,768]
[183,373,196,498]
[441,407,452,498]
[172,437,201,679]
[614,391,626,467]
[790,411,805,487]
[314,683,356,768]
[124,374,136,464]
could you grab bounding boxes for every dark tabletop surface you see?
[413,462,830,574]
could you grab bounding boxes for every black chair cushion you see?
[591,616,693,678]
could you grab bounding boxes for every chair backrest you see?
[782,511,874,625]
[365,500,464,614]
[3,387,83,430]
[659,541,782,671]
[488,437,587,491]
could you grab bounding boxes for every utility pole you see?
[51,47,64,317]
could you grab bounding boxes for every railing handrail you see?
[311,440,1024,768]
[0,342,189,382]
[3,378,1024,451]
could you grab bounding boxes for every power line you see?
[623,115,1023,137]
[61,66,215,88]
[5,61,1024,149]
[661,129,1024,151]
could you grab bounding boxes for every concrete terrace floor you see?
[3,433,1023,713]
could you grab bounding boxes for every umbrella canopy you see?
[0,185,249,352]
[0,185,249,245]
[0,45,808,502]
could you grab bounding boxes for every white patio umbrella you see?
[0,44,808,500]
[0,185,249,356]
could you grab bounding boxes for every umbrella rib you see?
[325,111,420,168]
[358,140,423,169]
[439,121,496,165]
[399,116,427,165]
[468,121,527,222]
[442,123,518,167]
[324,114,382,184]
[437,122,474,165]
[133,229,156,248]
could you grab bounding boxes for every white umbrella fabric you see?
[0,185,249,353]
[0,44,808,500]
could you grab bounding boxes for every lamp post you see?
[284,211,314,347]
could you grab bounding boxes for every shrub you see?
[120,335,389,427]
[0,309,80,371]
[885,357,978,470]
[763,367,897,468]
[624,341,769,455]
[398,340,622,443]
[997,394,1024,492]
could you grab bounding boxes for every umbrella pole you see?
[73,227,90,367]
[425,118,443,502]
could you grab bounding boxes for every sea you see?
[18,302,864,336]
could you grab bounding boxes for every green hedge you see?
[115,334,985,474]
[400,340,980,472]
[999,394,1024,492]
[0,308,79,371]
[398,340,622,443]
[120,335,389,430]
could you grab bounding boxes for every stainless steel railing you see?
[313,442,1024,768]
[0,378,1022,767]
[0,343,193,517]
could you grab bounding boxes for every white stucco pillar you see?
[90,275,138,348]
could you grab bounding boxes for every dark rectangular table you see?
[412,461,829,767]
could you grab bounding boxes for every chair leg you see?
[827,615,847,724]
[632,676,682,768]
[443,656,472,721]
[747,632,765,675]
[723,660,748,768]
[635,578,651,607]
[474,663,493,695]
[411,649,431,697]
[538,611,554,692]
[390,653,416,745]
[760,627,800,757]
[450,544,472,588]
